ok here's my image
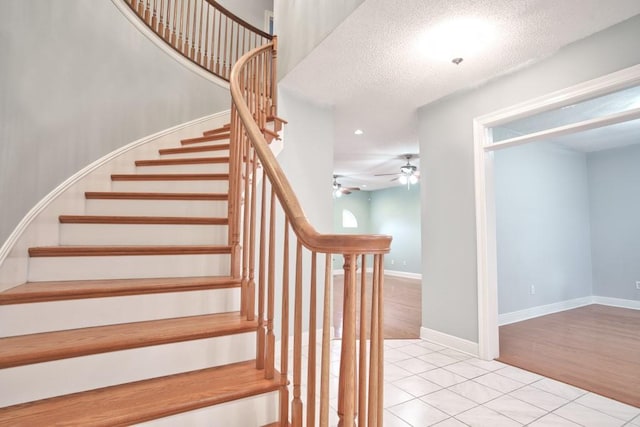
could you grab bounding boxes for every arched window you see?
[342,209,358,228]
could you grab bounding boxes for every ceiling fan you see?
[332,174,361,197]
[375,154,420,185]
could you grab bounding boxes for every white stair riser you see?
[0,288,240,337]
[139,394,278,427]
[28,253,231,281]
[85,199,228,217]
[0,333,255,407]
[112,180,228,193]
[59,224,228,245]
[135,163,228,174]
[159,149,229,160]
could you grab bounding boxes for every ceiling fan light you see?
[399,174,409,185]
[400,165,413,175]
[409,174,419,184]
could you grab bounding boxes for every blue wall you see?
[588,143,640,301]
[494,143,594,314]
[333,184,421,274]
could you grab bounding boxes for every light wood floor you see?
[332,274,421,339]
[497,304,640,407]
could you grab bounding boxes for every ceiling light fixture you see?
[418,18,496,62]
[354,129,364,135]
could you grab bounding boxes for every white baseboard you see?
[385,270,422,280]
[498,295,639,326]
[420,327,479,357]
[498,297,592,326]
[592,296,640,310]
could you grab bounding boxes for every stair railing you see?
[229,39,392,427]
[127,0,272,81]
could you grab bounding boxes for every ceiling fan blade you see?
[374,172,399,177]
[341,189,352,195]
[344,186,361,191]
[390,177,399,182]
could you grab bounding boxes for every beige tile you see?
[456,405,521,427]
[574,393,639,422]
[388,398,449,427]
[393,375,442,397]
[553,402,626,427]
[420,389,477,416]
[485,394,547,424]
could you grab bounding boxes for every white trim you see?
[473,64,640,362]
[487,107,640,152]
[592,296,640,310]
[110,0,229,89]
[498,297,593,326]
[385,270,422,280]
[420,327,479,357]
[0,111,229,270]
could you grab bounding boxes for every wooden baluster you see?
[291,241,303,427]
[359,254,368,427]
[223,17,229,79]
[240,131,252,318]
[338,254,357,427]
[203,6,210,69]
[190,0,197,59]
[144,0,151,23]
[319,253,331,427]
[177,0,184,49]
[151,0,157,30]
[265,187,276,379]
[271,36,278,116]
[279,220,290,426]
[137,0,145,18]
[170,0,178,46]
[256,176,267,369]
[367,255,383,427]
[197,0,203,64]
[376,255,385,425]
[247,143,258,321]
[235,21,241,68]
[215,11,222,75]
[183,0,191,56]
[306,252,318,427]
[154,0,164,38]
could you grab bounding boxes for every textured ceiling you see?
[279,0,640,190]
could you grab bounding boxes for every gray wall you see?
[494,143,593,314]
[417,15,640,342]
[370,185,421,274]
[273,0,364,79]
[0,0,230,245]
[588,143,640,301]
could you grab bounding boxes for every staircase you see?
[0,122,286,425]
[0,1,392,425]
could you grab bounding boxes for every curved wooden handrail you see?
[229,44,392,255]
[207,0,272,40]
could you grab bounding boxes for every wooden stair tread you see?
[135,157,229,166]
[0,276,240,305]
[0,360,281,426]
[159,143,229,155]
[111,173,228,181]
[59,215,228,225]
[180,133,230,145]
[84,192,228,200]
[28,245,233,257]
[202,124,231,136]
[0,311,256,369]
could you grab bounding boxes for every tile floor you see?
[380,339,639,427]
[285,338,640,427]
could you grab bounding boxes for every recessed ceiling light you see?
[361,184,367,188]
[354,129,364,135]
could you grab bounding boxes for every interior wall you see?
[0,0,230,246]
[333,191,371,235]
[417,14,640,343]
[494,143,593,314]
[217,0,273,31]
[273,0,364,79]
[370,184,421,274]
[588,143,640,301]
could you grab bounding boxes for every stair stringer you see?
[0,111,230,291]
